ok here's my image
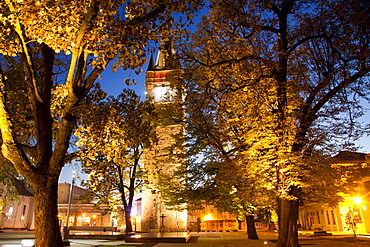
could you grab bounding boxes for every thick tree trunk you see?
[125,207,133,234]
[276,187,300,247]
[33,177,63,247]
[245,215,259,239]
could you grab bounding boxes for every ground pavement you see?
[0,229,370,247]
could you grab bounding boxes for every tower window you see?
[154,84,173,103]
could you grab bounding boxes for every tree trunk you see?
[125,207,133,234]
[238,219,242,230]
[33,177,63,247]
[276,187,300,247]
[245,215,259,239]
[269,222,277,231]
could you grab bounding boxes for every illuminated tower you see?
[141,39,187,232]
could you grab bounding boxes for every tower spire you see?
[147,54,155,71]
[155,38,179,70]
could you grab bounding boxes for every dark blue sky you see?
[59,60,149,184]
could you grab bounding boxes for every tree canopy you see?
[166,0,370,246]
[0,0,201,245]
[75,88,157,232]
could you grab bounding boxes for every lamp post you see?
[64,171,75,240]
[160,214,166,233]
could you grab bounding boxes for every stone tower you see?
[141,39,187,232]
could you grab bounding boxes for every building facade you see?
[0,182,111,230]
[0,179,34,230]
[298,152,370,234]
[57,183,111,228]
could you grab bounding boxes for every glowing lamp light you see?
[21,239,35,247]
[354,197,362,204]
[154,86,168,102]
[203,214,213,221]
[359,234,370,239]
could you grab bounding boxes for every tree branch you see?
[294,65,370,151]
[66,0,99,92]
[0,69,35,180]
[288,34,328,54]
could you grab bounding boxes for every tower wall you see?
[141,85,187,232]
[141,41,187,232]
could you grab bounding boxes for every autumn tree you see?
[161,49,280,237]
[173,0,370,247]
[0,157,19,208]
[161,83,274,239]
[75,88,157,233]
[0,0,200,246]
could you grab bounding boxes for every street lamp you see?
[64,171,75,240]
[354,197,362,205]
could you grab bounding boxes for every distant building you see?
[187,205,247,232]
[57,182,90,204]
[0,179,34,230]
[57,183,111,227]
[299,151,370,234]
[0,182,111,230]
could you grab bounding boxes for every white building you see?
[0,179,34,230]
[0,181,111,230]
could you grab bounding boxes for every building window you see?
[8,204,14,214]
[331,210,336,225]
[316,211,320,224]
[326,211,331,225]
[20,205,27,221]
[7,204,14,221]
[154,84,174,103]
